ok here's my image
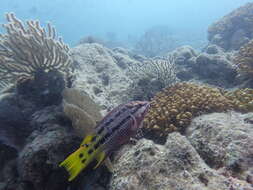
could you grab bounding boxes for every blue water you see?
[0,0,252,46]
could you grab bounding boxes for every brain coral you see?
[143,83,253,144]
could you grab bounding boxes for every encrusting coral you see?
[234,40,253,79]
[62,88,102,137]
[0,13,73,88]
[143,82,253,143]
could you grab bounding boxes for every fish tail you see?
[59,146,89,181]
[59,135,96,181]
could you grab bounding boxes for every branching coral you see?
[128,56,179,88]
[234,40,253,78]
[0,13,73,88]
[225,88,253,112]
[143,83,253,143]
[127,56,179,101]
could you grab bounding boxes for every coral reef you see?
[225,88,253,112]
[71,43,134,113]
[143,83,234,143]
[0,92,35,150]
[192,50,237,87]
[208,2,253,50]
[110,132,253,190]
[128,56,179,88]
[186,112,253,185]
[234,40,253,83]
[143,82,253,143]
[62,88,102,137]
[127,56,179,100]
[18,125,79,190]
[0,13,73,88]
[165,45,238,88]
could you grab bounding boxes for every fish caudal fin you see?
[59,134,107,181]
[59,146,90,181]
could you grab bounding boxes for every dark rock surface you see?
[0,92,35,150]
[18,125,80,190]
[208,2,253,51]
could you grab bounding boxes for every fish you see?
[59,101,150,181]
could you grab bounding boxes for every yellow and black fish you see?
[59,101,150,181]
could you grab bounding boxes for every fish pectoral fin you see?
[94,151,106,169]
[104,158,114,173]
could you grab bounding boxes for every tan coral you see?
[62,88,102,137]
[234,40,253,78]
[143,83,244,143]
[225,88,253,112]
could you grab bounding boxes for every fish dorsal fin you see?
[94,152,106,169]
[80,135,94,146]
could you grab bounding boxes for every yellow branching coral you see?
[0,13,73,88]
[143,83,253,143]
[234,40,253,77]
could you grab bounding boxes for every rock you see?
[186,112,253,184]
[110,132,251,190]
[0,92,35,149]
[171,45,198,64]
[208,3,253,50]
[29,105,71,131]
[111,48,138,70]
[71,43,134,114]
[0,144,17,182]
[17,125,80,190]
[168,46,198,81]
[192,51,237,88]
[204,44,223,54]
[16,70,66,107]
[166,45,238,88]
